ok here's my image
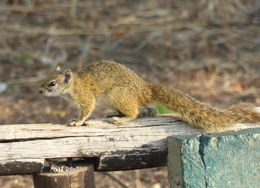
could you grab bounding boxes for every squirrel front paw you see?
[68,119,86,126]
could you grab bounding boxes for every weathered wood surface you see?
[0,108,259,175]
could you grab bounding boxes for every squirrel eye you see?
[48,81,56,87]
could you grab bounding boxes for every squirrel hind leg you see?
[108,116,136,125]
[107,101,139,125]
[138,107,158,118]
[106,107,157,123]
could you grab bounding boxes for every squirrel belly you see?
[39,60,260,130]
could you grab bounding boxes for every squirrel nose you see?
[38,88,44,94]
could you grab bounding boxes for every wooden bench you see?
[0,109,259,188]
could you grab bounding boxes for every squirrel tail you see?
[225,103,260,123]
[151,84,260,130]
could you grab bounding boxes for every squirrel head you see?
[38,67,73,96]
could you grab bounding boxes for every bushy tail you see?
[151,84,260,131]
[226,103,260,123]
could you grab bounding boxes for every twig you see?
[77,37,91,70]
[6,76,45,85]
[70,0,78,18]
[128,31,163,53]
[135,170,143,188]
[0,3,106,13]
[44,38,54,54]
[1,24,110,36]
[102,172,128,188]
[49,48,68,73]
[237,88,260,96]
[1,23,258,38]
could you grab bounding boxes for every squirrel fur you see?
[39,60,260,131]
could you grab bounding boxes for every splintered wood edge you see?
[44,164,94,176]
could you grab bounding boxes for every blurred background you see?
[0,0,259,187]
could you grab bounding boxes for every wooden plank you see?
[0,159,44,175]
[0,117,199,141]
[0,109,259,175]
[1,115,259,141]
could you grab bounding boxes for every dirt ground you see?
[0,0,259,187]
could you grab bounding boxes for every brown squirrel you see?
[39,60,260,131]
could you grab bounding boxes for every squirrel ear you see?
[64,69,72,84]
[55,66,61,72]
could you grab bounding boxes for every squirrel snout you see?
[38,88,44,94]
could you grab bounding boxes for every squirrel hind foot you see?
[107,116,136,125]
[107,117,123,125]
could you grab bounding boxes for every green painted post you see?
[167,128,260,188]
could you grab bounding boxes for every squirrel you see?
[38,60,260,131]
